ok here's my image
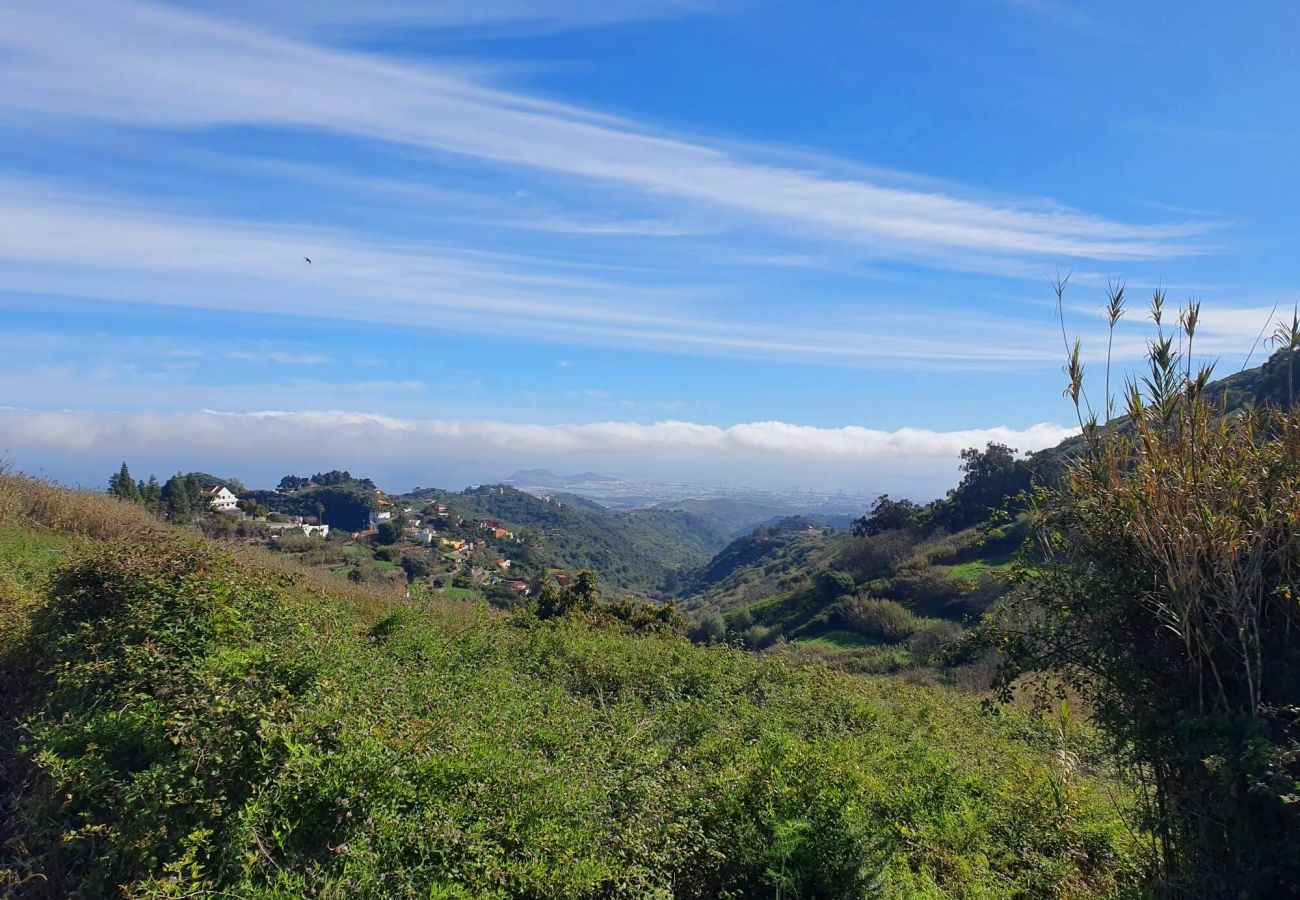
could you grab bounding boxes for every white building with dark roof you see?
[205,486,239,512]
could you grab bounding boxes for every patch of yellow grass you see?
[0,465,163,541]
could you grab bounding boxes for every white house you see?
[205,486,239,512]
[413,528,436,545]
[266,522,329,538]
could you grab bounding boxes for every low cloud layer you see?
[0,407,1076,496]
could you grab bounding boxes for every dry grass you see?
[0,465,164,542]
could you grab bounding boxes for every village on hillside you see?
[115,467,574,604]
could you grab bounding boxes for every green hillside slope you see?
[679,505,1028,681]
[413,485,727,595]
[0,473,1138,898]
[684,350,1300,678]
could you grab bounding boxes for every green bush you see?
[836,596,918,643]
[814,569,854,600]
[882,566,965,612]
[399,554,431,583]
[724,607,754,632]
[907,619,964,661]
[836,528,915,581]
[687,612,726,644]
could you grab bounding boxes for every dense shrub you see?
[738,623,779,650]
[907,619,964,660]
[814,569,854,600]
[881,566,965,612]
[724,607,754,632]
[399,554,432,583]
[836,596,917,643]
[836,528,915,581]
[687,612,726,644]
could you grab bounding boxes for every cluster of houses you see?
[205,484,569,597]
[356,502,517,552]
[202,486,329,537]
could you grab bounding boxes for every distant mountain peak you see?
[506,468,557,481]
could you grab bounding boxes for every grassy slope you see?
[678,521,1028,686]
[792,629,877,650]
[0,474,1139,898]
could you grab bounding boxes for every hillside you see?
[652,497,854,541]
[680,516,1021,683]
[0,472,1139,897]
[651,497,804,540]
[680,349,1300,679]
[682,517,839,613]
[411,485,728,596]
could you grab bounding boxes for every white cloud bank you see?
[0,407,1076,494]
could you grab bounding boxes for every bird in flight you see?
[303,257,312,265]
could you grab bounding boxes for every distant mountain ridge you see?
[505,469,621,487]
[654,496,856,540]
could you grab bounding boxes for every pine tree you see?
[108,462,140,502]
[140,475,163,514]
[162,473,192,521]
[184,474,203,513]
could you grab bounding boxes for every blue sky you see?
[1,0,1297,496]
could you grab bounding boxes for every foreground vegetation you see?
[989,292,1300,896]
[0,471,1139,898]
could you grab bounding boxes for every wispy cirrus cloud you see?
[0,0,1204,268]
[0,177,1076,368]
[158,0,715,36]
